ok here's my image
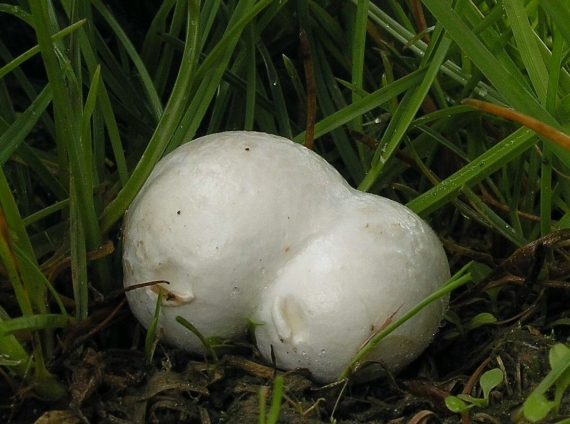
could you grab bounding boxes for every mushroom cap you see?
[123,131,450,382]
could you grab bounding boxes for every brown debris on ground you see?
[3,322,567,423]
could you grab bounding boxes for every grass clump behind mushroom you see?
[0,0,570,422]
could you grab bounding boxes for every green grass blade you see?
[338,270,473,381]
[461,186,528,247]
[0,20,86,81]
[0,86,52,166]
[0,205,34,317]
[167,0,273,150]
[16,144,68,201]
[362,1,504,103]
[0,314,75,338]
[266,376,284,424]
[257,39,292,139]
[140,0,178,72]
[100,0,201,234]
[351,0,369,133]
[503,0,549,103]
[29,0,105,263]
[70,179,89,320]
[358,34,452,192]
[407,128,537,216]
[540,0,570,50]
[244,24,256,131]
[293,65,426,144]
[421,0,570,179]
[90,0,164,123]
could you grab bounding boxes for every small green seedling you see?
[522,344,570,422]
[175,316,219,362]
[446,368,504,419]
[443,311,498,339]
[258,376,284,424]
[145,286,163,363]
[469,312,497,330]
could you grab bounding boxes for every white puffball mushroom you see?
[253,193,450,382]
[123,132,351,349]
[123,131,450,383]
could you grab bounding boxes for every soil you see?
[2,297,570,423]
[3,228,570,423]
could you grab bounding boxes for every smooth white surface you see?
[123,131,450,382]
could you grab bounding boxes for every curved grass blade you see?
[293,69,426,144]
[407,128,537,216]
[0,314,75,338]
[0,86,52,166]
[99,0,201,234]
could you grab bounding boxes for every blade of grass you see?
[140,0,177,73]
[503,0,549,104]
[296,0,363,182]
[0,173,65,399]
[63,7,130,189]
[0,170,40,283]
[0,86,53,166]
[540,0,570,54]
[338,267,473,381]
[167,0,273,151]
[151,1,188,98]
[293,69,425,144]
[357,32,453,192]
[0,204,34,317]
[30,1,105,297]
[244,23,256,131]
[257,39,292,139]
[266,376,284,424]
[541,21,565,237]
[407,127,537,216]
[90,0,164,122]
[99,0,201,234]
[351,0,369,166]
[0,314,75,337]
[361,1,504,104]
[0,20,86,81]
[461,186,528,247]
[70,177,89,320]
[421,0,570,171]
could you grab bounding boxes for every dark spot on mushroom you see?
[150,285,185,304]
[370,324,375,332]
[245,147,250,151]
[284,246,290,252]
[177,210,181,215]
[365,223,369,228]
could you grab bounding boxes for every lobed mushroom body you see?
[123,131,450,382]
